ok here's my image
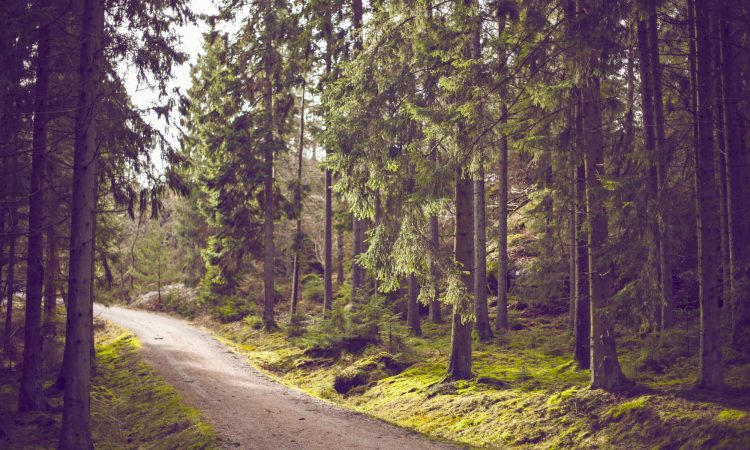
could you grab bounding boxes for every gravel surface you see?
[94,304,455,450]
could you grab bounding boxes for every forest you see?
[1,0,750,448]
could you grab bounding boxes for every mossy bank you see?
[0,318,216,449]
[207,312,750,449]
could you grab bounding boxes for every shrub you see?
[213,296,257,323]
[301,273,324,303]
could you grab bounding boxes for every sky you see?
[121,0,218,169]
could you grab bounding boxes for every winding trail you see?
[94,304,452,450]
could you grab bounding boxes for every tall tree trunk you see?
[58,0,103,447]
[719,1,750,348]
[3,231,16,361]
[647,1,674,330]
[290,82,305,317]
[20,0,53,412]
[572,88,590,370]
[335,226,344,287]
[447,171,473,380]
[408,274,422,336]
[581,75,626,390]
[693,0,723,390]
[350,0,365,302]
[710,15,730,316]
[323,5,334,314]
[429,212,442,323]
[637,17,664,332]
[44,166,58,336]
[496,105,509,332]
[261,2,276,330]
[474,160,492,340]
[352,218,365,299]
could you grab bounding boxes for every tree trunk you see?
[44,177,58,336]
[474,161,492,340]
[637,16,664,333]
[58,0,103,447]
[719,1,750,348]
[572,88,590,370]
[350,0,365,302]
[261,2,276,330]
[3,232,16,361]
[647,1,674,330]
[324,171,333,312]
[407,274,422,336]
[290,83,305,318]
[352,218,365,299]
[20,0,52,412]
[429,213,442,323]
[323,5,334,314]
[496,104,509,332]
[447,171,473,380]
[710,15,730,316]
[581,75,626,390]
[693,0,723,390]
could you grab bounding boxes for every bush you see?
[300,293,393,357]
[635,329,696,374]
[213,296,258,323]
[301,273,324,303]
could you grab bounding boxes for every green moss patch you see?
[208,312,750,449]
[94,324,216,449]
[0,319,216,449]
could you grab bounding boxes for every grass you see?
[203,307,750,449]
[0,312,216,449]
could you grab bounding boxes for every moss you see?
[94,324,217,449]
[717,409,748,422]
[607,396,650,421]
[207,312,750,450]
[0,319,216,449]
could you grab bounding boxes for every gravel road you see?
[94,304,454,450]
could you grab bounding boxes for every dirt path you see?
[94,305,453,450]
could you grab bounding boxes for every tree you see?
[58,0,104,446]
[692,0,723,390]
[290,81,307,317]
[132,222,177,309]
[575,0,626,390]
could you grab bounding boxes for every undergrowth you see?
[0,314,216,449]
[206,306,750,449]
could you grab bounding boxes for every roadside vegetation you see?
[0,311,216,449]
[119,289,750,449]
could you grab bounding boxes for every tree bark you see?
[693,0,723,390]
[44,177,58,336]
[261,1,276,330]
[581,75,625,390]
[474,161,492,340]
[323,5,334,314]
[637,16,664,332]
[20,0,53,412]
[572,88,590,370]
[647,1,674,330]
[350,0,365,302]
[290,82,305,317]
[447,171,473,380]
[719,1,750,348]
[496,104,509,332]
[407,274,422,336]
[710,14,730,316]
[429,213,442,323]
[3,229,16,362]
[58,0,103,447]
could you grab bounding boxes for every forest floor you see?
[199,306,750,449]
[0,311,215,449]
[94,304,454,449]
